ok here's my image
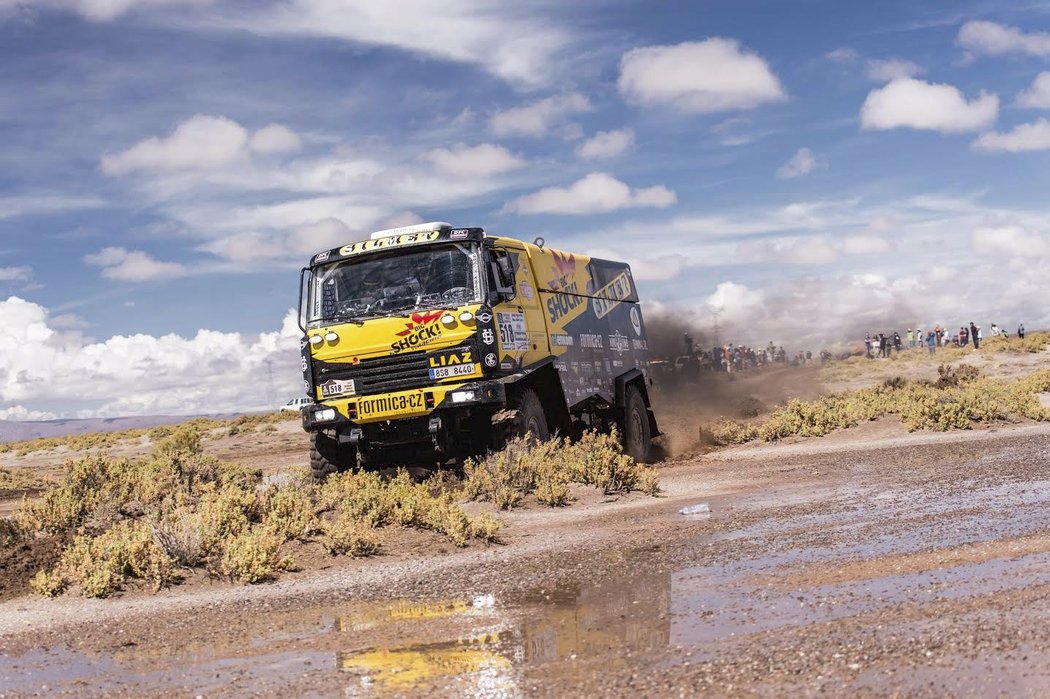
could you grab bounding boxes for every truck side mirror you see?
[489,260,515,303]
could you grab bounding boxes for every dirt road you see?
[2,417,1049,697]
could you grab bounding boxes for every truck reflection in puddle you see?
[335,572,671,694]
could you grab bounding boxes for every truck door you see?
[489,244,549,370]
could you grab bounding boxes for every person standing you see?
[1019,323,1026,339]
[970,322,979,349]
[907,328,914,348]
[927,330,936,355]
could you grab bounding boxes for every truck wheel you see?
[623,385,652,463]
[310,431,356,482]
[514,388,550,441]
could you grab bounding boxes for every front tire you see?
[514,388,550,441]
[310,431,357,482]
[623,385,652,463]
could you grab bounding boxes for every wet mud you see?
[2,424,1050,696]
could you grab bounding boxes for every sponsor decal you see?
[313,250,331,264]
[548,250,576,290]
[450,229,470,240]
[485,353,499,368]
[632,339,649,351]
[608,332,630,356]
[592,271,634,320]
[545,281,584,323]
[496,311,529,352]
[551,334,574,347]
[630,306,642,336]
[476,311,493,324]
[358,393,425,417]
[519,280,535,301]
[481,328,495,345]
[613,360,624,368]
[391,311,444,353]
[338,230,441,257]
[580,333,603,349]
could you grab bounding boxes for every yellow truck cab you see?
[297,222,658,479]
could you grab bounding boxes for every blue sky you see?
[2,0,1050,419]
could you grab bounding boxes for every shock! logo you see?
[391,311,444,353]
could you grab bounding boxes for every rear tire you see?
[310,431,356,482]
[623,385,652,463]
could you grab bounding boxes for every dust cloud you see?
[641,310,823,458]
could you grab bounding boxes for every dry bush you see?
[319,511,381,556]
[56,520,177,597]
[464,429,660,506]
[218,528,291,583]
[262,485,317,542]
[712,365,1050,444]
[151,508,205,567]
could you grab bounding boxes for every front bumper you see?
[301,380,506,432]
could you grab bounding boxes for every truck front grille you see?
[314,345,468,396]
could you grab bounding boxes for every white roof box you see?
[369,221,451,240]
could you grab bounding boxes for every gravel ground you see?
[2,418,1049,697]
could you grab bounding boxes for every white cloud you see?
[576,129,635,159]
[618,38,785,114]
[776,147,821,179]
[217,0,571,86]
[957,20,1050,58]
[3,0,212,22]
[0,194,107,220]
[84,247,187,281]
[0,296,302,418]
[1016,72,1050,109]
[488,93,592,138]
[825,47,860,64]
[973,119,1050,152]
[860,78,998,133]
[249,123,303,154]
[101,115,302,175]
[504,172,676,215]
[422,143,525,177]
[0,266,32,281]
[841,234,892,255]
[866,58,923,82]
[971,223,1050,256]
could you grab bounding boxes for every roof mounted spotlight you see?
[534,236,545,248]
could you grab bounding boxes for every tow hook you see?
[429,417,443,451]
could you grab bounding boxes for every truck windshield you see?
[307,244,480,326]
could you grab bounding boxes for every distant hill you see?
[0,414,244,444]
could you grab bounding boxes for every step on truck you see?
[297,222,659,480]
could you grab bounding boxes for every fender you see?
[498,357,573,437]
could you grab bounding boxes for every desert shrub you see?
[935,363,981,388]
[712,419,759,445]
[0,468,52,494]
[882,376,907,390]
[218,528,291,584]
[464,429,659,505]
[29,569,67,597]
[0,517,23,547]
[57,520,177,597]
[150,508,205,567]
[152,423,203,459]
[712,365,1050,444]
[319,511,381,556]
[468,513,502,543]
[262,485,317,542]
[637,467,661,496]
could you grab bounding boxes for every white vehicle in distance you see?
[281,397,313,412]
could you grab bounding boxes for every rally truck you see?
[296,221,659,480]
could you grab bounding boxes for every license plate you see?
[320,379,356,398]
[428,364,476,380]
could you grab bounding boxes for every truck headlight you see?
[313,408,337,422]
[451,390,475,403]
[458,311,474,323]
